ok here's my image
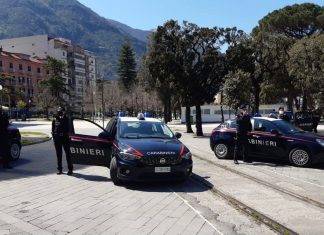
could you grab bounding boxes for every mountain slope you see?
[0,0,149,79]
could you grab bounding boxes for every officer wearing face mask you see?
[278,107,290,122]
[52,107,73,175]
[234,104,252,164]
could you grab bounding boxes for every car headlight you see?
[316,139,324,147]
[119,151,138,161]
[182,151,192,160]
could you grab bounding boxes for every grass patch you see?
[21,131,48,137]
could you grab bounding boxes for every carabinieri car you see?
[68,114,193,185]
[210,117,324,167]
[0,124,21,164]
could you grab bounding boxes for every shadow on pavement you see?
[123,173,211,193]
[0,141,87,181]
[72,172,111,182]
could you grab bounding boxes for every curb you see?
[190,174,297,235]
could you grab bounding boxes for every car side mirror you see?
[175,132,182,139]
[270,129,280,135]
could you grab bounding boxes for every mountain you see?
[106,19,151,43]
[0,0,150,79]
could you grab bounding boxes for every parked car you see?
[68,114,193,185]
[210,117,324,167]
[0,124,22,161]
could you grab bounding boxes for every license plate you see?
[155,167,171,173]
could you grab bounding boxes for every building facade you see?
[0,35,97,112]
[0,50,44,108]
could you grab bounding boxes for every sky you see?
[77,0,324,33]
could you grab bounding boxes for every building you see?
[181,104,287,123]
[0,49,44,108]
[0,35,97,112]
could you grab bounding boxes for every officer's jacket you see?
[0,113,9,136]
[278,113,290,122]
[236,114,252,136]
[52,115,69,138]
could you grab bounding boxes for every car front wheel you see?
[10,142,21,161]
[110,157,122,185]
[214,143,230,159]
[289,148,312,167]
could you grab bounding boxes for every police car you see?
[0,124,21,162]
[210,117,324,167]
[68,114,193,185]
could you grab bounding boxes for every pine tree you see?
[118,42,137,92]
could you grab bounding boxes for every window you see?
[28,66,31,72]
[0,61,2,67]
[63,52,66,56]
[9,63,13,68]
[203,109,210,115]
[119,121,174,139]
[253,119,277,132]
[22,77,25,84]
[19,64,23,70]
[73,120,104,137]
[37,68,41,73]
[192,109,196,115]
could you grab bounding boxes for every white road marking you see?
[169,188,224,235]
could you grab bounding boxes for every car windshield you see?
[272,120,304,134]
[119,121,174,139]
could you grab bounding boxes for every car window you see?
[73,119,104,137]
[105,118,115,132]
[272,120,304,134]
[253,119,277,132]
[118,121,174,139]
[226,120,237,128]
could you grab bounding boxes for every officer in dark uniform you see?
[278,107,290,122]
[234,105,252,164]
[312,109,321,133]
[0,110,12,169]
[52,107,73,175]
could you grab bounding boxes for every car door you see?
[69,118,114,167]
[250,119,285,158]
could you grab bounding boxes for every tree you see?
[255,3,324,110]
[17,100,27,110]
[258,3,323,39]
[223,70,252,111]
[143,20,182,123]
[117,42,137,92]
[180,22,225,136]
[288,34,324,110]
[38,57,69,117]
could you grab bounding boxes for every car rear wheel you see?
[289,148,312,167]
[214,143,230,159]
[10,142,21,161]
[110,157,122,185]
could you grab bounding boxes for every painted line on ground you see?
[169,188,224,235]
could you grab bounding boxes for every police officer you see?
[278,107,290,122]
[312,109,321,133]
[268,109,277,119]
[234,105,252,164]
[52,107,73,175]
[0,109,12,169]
